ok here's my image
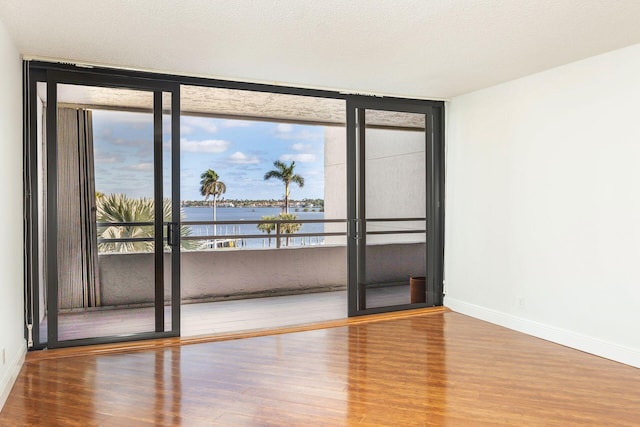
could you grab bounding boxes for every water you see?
[181,206,325,249]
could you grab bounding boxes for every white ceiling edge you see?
[23,54,451,103]
[447,41,640,101]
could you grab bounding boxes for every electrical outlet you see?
[517,297,525,310]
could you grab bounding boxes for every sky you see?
[92,110,326,201]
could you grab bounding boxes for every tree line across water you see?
[180,199,324,210]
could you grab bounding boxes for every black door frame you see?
[37,69,181,348]
[346,98,444,316]
[23,60,443,349]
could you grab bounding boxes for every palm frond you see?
[96,194,201,252]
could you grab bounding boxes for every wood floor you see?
[3,311,639,426]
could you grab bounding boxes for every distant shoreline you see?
[181,198,324,210]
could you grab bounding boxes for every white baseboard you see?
[0,341,26,412]
[445,298,640,368]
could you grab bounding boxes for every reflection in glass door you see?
[43,72,180,347]
[347,100,443,316]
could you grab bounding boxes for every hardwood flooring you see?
[3,311,639,426]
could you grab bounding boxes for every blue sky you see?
[92,110,325,201]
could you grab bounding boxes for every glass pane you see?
[178,85,347,336]
[163,91,173,332]
[359,109,427,310]
[55,83,159,340]
[36,81,48,346]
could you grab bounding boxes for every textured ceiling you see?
[4,0,640,99]
[49,83,424,128]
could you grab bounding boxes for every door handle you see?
[350,219,364,240]
[166,222,179,247]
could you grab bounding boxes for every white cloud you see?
[181,116,218,134]
[295,130,323,141]
[128,163,153,171]
[181,138,230,153]
[291,143,312,152]
[228,151,260,164]
[94,151,124,164]
[276,123,293,133]
[222,119,253,128]
[280,153,316,163]
[274,127,323,142]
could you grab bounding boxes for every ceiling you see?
[48,82,425,128]
[3,1,640,99]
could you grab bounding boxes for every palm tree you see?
[278,213,302,247]
[263,160,304,214]
[200,169,226,236]
[96,194,199,252]
[257,215,277,247]
[256,213,301,247]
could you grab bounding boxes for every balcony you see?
[47,218,426,340]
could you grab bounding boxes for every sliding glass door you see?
[24,62,445,350]
[42,71,181,347]
[347,99,443,316]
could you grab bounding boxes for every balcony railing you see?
[90,218,427,307]
[96,218,426,249]
[182,218,347,248]
[97,221,155,244]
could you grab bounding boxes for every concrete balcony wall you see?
[180,245,347,303]
[362,242,426,285]
[99,246,346,306]
[98,243,425,306]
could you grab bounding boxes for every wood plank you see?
[3,311,639,426]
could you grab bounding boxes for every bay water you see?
[182,206,325,248]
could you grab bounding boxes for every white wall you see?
[323,126,347,245]
[0,17,26,410]
[445,43,640,367]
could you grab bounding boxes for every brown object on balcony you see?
[410,276,426,304]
